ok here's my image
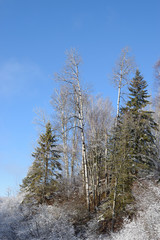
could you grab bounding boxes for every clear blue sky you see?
[0,0,160,196]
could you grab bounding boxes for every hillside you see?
[0,180,159,240]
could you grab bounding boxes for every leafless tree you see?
[54,49,90,210]
[112,47,135,121]
[85,95,114,209]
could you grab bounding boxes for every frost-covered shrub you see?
[1,181,160,240]
[0,195,78,240]
[18,205,78,240]
[0,194,24,240]
[83,218,111,240]
[111,181,160,240]
[85,181,160,240]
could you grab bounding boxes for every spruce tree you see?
[107,70,158,231]
[106,116,135,231]
[20,122,62,204]
[124,69,158,172]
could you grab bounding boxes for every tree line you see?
[20,48,160,231]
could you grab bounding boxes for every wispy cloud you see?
[0,60,42,98]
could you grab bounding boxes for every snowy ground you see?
[0,181,160,240]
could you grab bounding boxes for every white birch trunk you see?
[71,117,77,181]
[75,64,90,211]
[78,92,90,211]
[61,111,69,179]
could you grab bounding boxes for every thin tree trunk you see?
[105,133,108,198]
[76,72,90,211]
[95,155,100,207]
[61,111,69,180]
[116,71,123,121]
[71,117,77,182]
[117,83,121,118]
[111,175,118,232]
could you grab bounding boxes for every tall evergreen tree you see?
[20,122,62,204]
[123,69,158,171]
[106,116,135,231]
[107,70,158,231]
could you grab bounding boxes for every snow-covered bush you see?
[110,181,160,240]
[17,205,78,240]
[0,194,24,240]
[0,181,160,240]
[0,195,78,240]
[85,181,160,240]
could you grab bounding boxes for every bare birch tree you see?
[86,96,114,209]
[54,49,90,210]
[112,47,135,120]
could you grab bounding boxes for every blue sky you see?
[0,0,160,196]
